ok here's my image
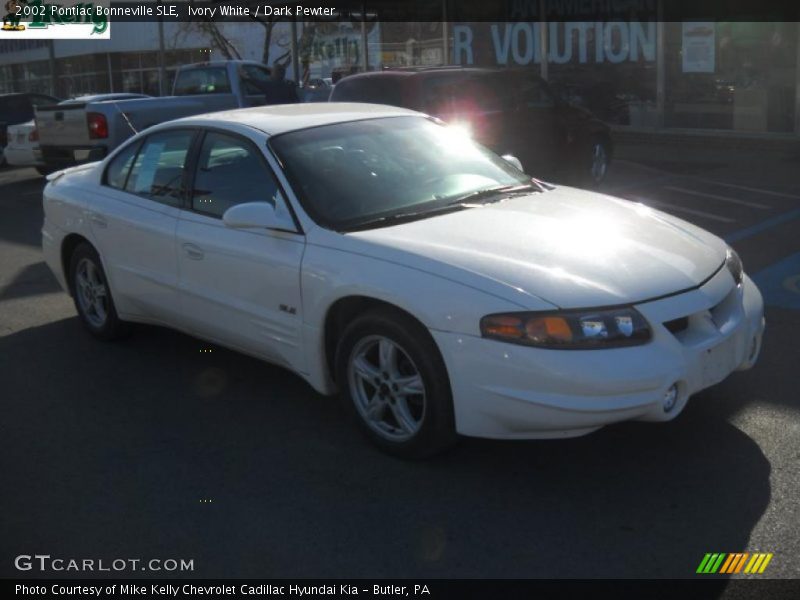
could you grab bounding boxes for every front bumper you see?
[433,269,765,439]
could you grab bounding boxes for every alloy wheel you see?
[347,335,427,442]
[75,257,109,328]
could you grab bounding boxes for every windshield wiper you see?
[448,182,543,205]
[343,201,474,232]
[342,182,545,232]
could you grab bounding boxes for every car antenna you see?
[111,102,138,135]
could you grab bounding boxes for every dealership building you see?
[1,0,798,139]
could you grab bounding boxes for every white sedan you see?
[42,103,765,457]
[4,120,45,172]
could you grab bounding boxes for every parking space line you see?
[663,186,770,210]
[690,179,800,199]
[604,173,680,195]
[633,198,736,223]
[724,207,800,243]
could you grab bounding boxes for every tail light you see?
[87,112,108,139]
[28,129,39,142]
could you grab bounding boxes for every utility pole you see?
[158,7,166,96]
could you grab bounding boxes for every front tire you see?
[335,308,457,459]
[69,243,129,340]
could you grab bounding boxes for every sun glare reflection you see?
[436,122,482,159]
[535,212,629,260]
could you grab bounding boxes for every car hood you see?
[347,186,728,309]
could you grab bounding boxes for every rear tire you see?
[335,308,457,459]
[68,243,130,341]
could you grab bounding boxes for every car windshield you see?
[269,116,534,231]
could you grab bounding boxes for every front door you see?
[176,130,306,371]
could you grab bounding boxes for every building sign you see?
[681,22,715,73]
[453,21,655,66]
[1,0,110,39]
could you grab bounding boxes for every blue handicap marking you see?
[752,252,800,310]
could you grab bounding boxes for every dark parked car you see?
[0,92,61,166]
[330,67,613,186]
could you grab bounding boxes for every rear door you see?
[86,129,196,323]
[175,129,306,370]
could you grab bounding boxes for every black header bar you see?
[10,0,800,24]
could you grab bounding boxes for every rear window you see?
[173,67,232,95]
[330,77,407,108]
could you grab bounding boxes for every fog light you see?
[663,384,678,413]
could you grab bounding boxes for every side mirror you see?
[501,154,523,171]
[222,202,295,231]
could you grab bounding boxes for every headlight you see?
[480,308,651,350]
[726,247,743,286]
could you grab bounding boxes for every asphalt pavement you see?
[1,145,799,580]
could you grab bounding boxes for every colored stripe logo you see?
[696,553,773,574]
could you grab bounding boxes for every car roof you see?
[169,102,422,136]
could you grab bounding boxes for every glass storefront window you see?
[665,21,797,132]
[297,21,381,83]
[546,21,658,126]
[374,22,446,68]
[0,14,797,136]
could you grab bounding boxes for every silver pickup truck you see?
[35,60,277,169]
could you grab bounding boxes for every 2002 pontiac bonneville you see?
[42,103,765,458]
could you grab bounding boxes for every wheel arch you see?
[61,233,93,296]
[322,295,443,387]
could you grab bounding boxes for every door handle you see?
[182,243,204,260]
[88,213,107,228]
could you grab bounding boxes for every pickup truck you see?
[35,60,277,170]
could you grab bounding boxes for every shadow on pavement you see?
[0,318,771,583]
[0,173,46,249]
[0,261,61,301]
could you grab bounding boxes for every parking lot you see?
[1,142,799,579]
